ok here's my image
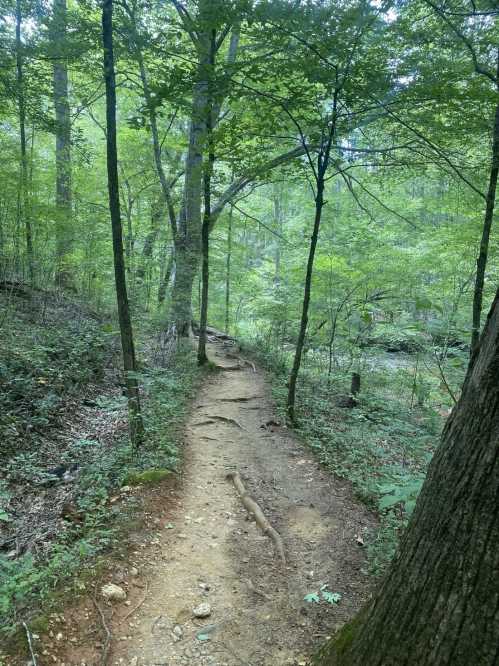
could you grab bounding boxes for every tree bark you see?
[15,0,34,284]
[157,243,175,305]
[286,176,325,422]
[52,0,73,289]
[102,0,144,448]
[197,30,216,366]
[170,15,241,336]
[225,204,233,334]
[313,288,499,666]
[136,195,163,282]
[173,9,210,337]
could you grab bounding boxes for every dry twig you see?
[120,581,149,623]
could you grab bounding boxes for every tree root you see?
[212,415,243,428]
[22,622,38,666]
[195,416,244,429]
[220,396,262,402]
[93,593,112,666]
[226,472,286,565]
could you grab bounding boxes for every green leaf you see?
[321,590,342,605]
[304,592,320,603]
[378,494,401,510]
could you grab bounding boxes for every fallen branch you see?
[93,593,112,666]
[120,581,148,623]
[22,622,38,666]
[226,472,286,565]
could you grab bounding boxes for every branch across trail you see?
[226,471,286,566]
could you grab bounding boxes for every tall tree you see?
[286,93,338,422]
[51,0,73,288]
[197,27,216,364]
[102,0,144,447]
[15,0,34,283]
[225,204,233,334]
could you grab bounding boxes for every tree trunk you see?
[171,15,239,336]
[102,0,144,448]
[136,196,162,282]
[471,92,499,355]
[134,33,178,236]
[273,188,282,284]
[52,0,73,289]
[225,204,233,334]
[350,372,360,397]
[157,243,174,305]
[313,287,499,666]
[173,21,210,337]
[197,30,216,366]
[286,176,325,422]
[15,0,34,284]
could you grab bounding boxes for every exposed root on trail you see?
[211,415,244,428]
[93,593,112,666]
[227,471,286,566]
[219,395,262,402]
[22,622,38,666]
[216,352,257,372]
[194,415,244,429]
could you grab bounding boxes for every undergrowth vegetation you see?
[244,335,464,574]
[0,291,200,639]
[0,290,110,456]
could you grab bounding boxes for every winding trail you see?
[67,341,375,666]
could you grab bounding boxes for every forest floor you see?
[16,340,375,666]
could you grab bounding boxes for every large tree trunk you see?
[102,0,144,448]
[197,30,216,365]
[171,13,239,336]
[15,0,34,284]
[173,22,210,337]
[52,0,73,289]
[313,288,499,665]
[170,235,198,336]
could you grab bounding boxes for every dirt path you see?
[65,342,375,666]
